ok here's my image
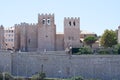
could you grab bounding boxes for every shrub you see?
[70,76,84,80]
[0,72,14,80]
[98,49,110,54]
[14,77,25,80]
[31,72,46,80]
[72,48,80,54]
[112,44,120,54]
[77,47,92,55]
[0,73,3,80]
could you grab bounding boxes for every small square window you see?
[11,30,13,33]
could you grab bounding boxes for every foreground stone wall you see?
[0,51,120,80]
[0,51,12,73]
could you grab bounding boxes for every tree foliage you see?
[77,47,92,54]
[31,72,46,80]
[84,36,97,48]
[100,29,117,48]
[70,76,84,80]
[112,44,120,54]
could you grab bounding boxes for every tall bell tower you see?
[37,14,56,51]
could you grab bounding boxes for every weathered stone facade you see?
[38,14,56,51]
[64,17,81,48]
[14,14,81,51]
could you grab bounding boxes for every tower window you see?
[46,35,48,38]
[28,39,30,44]
[69,21,71,26]
[42,19,46,25]
[73,21,75,26]
[47,19,50,25]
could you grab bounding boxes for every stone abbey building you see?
[14,14,81,51]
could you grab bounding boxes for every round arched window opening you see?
[47,19,50,25]
[73,21,75,26]
[42,18,46,25]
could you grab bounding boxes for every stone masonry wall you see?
[1,51,120,80]
[56,34,64,51]
[26,24,37,51]
[0,51,12,73]
[11,52,120,80]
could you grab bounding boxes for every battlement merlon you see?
[64,17,80,27]
[38,13,55,24]
[64,17,80,20]
[38,13,54,18]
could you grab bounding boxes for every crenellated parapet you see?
[64,17,80,20]
[38,13,54,26]
[38,13,54,18]
[64,17,80,27]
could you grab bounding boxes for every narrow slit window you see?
[73,21,75,26]
[69,21,71,26]
[47,19,50,25]
[28,39,30,44]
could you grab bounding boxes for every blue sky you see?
[0,0,120,35]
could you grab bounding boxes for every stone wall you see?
[26,24,37,51]
[0,51,12,73]
[56,34,64,51]
[1,51,120,80]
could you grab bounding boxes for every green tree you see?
[100,29,117,48]
[84,36,97,48]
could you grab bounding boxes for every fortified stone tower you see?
[118,26,120,43]
[37,14,56,51]
[20,23,28,51]
[0,25,4,50]
[64,17,81,49]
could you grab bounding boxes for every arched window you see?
[69,21,71,26]
[42,19,46,25]
[73,21,75,26]
[47,19,50,25]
